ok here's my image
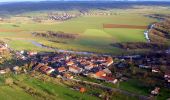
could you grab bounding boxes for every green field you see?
[0,74,98,100]
[0,8,167,54]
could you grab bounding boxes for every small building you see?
[39,66,49,73]
[152,67,160,73]
[0,70,6,74]
[45,67,55,75]
[33,63,44,70]
[105,57,113,67]
[20,50,25,54]
[69,66,83,74]
[93,70,106,78]
[63,73,73,79]
[164,71,170,83]
[100,76,118,84]
[80,87,86,93]
[13,66,20,72]
[57,67,66,73]
[28,51,37,56]
[103,68,112,75]
[0,45,8,53]
[0,17,3,21]
[151,87,160,96]
[84,64,94,70]
[139,65,151,69]
[66,61,74,66]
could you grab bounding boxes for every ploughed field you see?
[103,24,147,29]
[0,8,168,54]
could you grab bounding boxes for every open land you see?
[1,7,166,54]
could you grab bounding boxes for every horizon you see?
[0,0,170,3]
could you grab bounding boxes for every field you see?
[0,74,98,100]
[103,24,147,29]
[0,7,170,54]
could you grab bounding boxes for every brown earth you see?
[0,29,22,32]
[103,24,147,29]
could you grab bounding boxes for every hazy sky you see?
[0,0,169,2]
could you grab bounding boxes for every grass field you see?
[0,74,98,100]
[0,86,36,100]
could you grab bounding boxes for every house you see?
[39,66,49,73]
[58,67,66,73]
[103,68,112,75]
[13,66,20,72]
[79,87,86,93]
[63,73,73,79]
[21,56,26,60]
[152,67,160,73]
[151,87,160,95]
[139,65,151,69]
[164,71,170,78]
[164,71,170,83]
[33,63,44,70]
[105,57,113,67]
[0,17,3,21]
[93,70,106,78]
[66,61,74,66]
[0,70,6,74]
[84,64,94,70]
[69,66,83,74]
[28,51,37,56]
[100,76,118,84]
[20,50,25,54]
[0,45,7,53]
[38,65,55,75]
[45,67,55,75]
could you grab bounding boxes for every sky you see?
[0,0,169,2]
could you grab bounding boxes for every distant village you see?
[31,11,115,22]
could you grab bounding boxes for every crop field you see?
[103,24,147,29]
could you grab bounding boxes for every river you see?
[29,40,108,56]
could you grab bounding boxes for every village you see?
[0,40,170,98]
[18,51,117,84]
[0,10,115,23]
[9,47,170,95]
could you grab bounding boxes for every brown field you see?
[0,29,22,32]
[103,24,147,29]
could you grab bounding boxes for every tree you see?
[130,64,137,75]
[160,66,166,72]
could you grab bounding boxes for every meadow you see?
[0,74,98,100]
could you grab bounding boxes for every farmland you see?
[0,12,157,54]
[0,4,170,54]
